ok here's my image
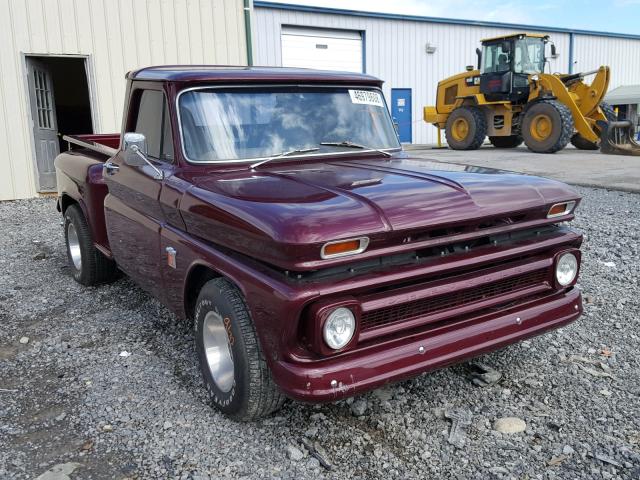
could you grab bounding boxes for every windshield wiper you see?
[250,147,320,169]
[320,141,393,158]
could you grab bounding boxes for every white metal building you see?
[0,0,250,201]
[253,1,640,145]
[3,0,640,202]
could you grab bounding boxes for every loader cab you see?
[479,34,548,103]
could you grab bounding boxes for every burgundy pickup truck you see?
[54,66,583,420]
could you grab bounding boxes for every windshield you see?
[481,37,546,75]
[514,37,545,74]
[178,87,400,162]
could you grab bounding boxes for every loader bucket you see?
[597,120,640,156]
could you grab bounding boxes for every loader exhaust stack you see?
[597,120,640,156]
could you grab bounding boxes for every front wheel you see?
[64,204,118,286]
[444,106,487,150]
[195,278,286,421]
[521,100,574,153]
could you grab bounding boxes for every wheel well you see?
[59,194,77,214]
[184,265,222,320]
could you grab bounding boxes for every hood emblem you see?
[349,178,382,188]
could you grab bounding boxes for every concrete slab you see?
[405,145,640,192]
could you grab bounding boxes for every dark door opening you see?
[26,56,93,192]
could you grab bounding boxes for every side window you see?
[134,90,174,162]
[482,44,510,74]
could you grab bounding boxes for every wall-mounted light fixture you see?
[425,43,437,54]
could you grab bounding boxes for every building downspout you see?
[568,32,574,74]
[244,0,254,66]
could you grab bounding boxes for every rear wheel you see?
[445,106,487,150]
[521,100,573,153]
[489,135,523,148]
[64,204,118,286]
[570,102,617,150]
[195,278,286,421]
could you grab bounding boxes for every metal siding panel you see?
[231,0,247,64]
[89,0,118,131]
[146,0,165,64]
[212,0,230,63]
[0,0,17,199]
[73,0,94,54]
[1,0,248,200]
[160,0,179,63]
[24,0,47,52]
[254,8,614,144]
[58,0,80,52]
[574,35,639,89]
[0,0,37,199]
[118,0,140,69]
[43,0,64,53]
[173,0,191,63]
[198,0,216,62]
[186,0,204,63]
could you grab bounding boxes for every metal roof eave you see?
[605,85,640,105]
[254,1,640,41]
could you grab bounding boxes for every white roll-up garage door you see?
[281,26,363,73]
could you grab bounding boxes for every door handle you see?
[104,161,120,175]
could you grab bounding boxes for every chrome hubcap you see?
[202,311,235,393]
[67,222,82,270]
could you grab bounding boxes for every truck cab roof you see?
[127,65,384,86]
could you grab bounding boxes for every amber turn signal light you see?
[547,201,576,218]
[321,237,369,259]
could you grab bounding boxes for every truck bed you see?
[55,134,120,258]
[63,134,120,158]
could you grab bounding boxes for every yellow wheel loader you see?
[424,33,640,155]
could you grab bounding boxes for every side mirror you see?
[123,132,147,166]
[550,43,557,58]
[122,132,163,180]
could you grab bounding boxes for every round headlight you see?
[323,307,356,350]
[556,252,578,286]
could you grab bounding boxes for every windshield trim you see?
[175,84,402,165]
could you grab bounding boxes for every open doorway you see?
[25,55,94,192]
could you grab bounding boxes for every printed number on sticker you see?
[349,90,384,107]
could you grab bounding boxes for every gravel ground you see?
[0,186,639,479]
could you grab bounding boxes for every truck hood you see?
[179,156,580,270]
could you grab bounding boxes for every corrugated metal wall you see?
[574,35,639,88]
[0,0,248,201]
[254,6,640,145]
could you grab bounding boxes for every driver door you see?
[104,87,175,297]
[480,42,513,100]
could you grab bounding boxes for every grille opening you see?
[360,268,550,332]
[357,289,556,347]
[412,213,532,243]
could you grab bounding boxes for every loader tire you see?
[521,100,574,153]
[489,135,523,148]
[445,106,487,150]
[570,102,617,150]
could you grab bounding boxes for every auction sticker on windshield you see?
[349,90,384,107]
